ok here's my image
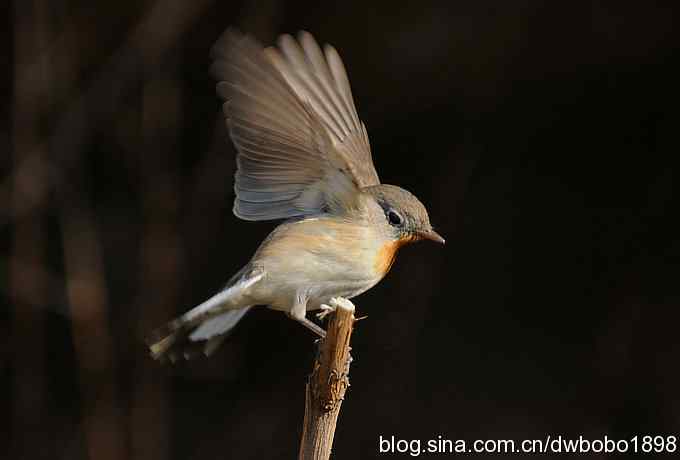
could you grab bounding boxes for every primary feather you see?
[211,30,380,221]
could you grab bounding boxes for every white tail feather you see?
[189,307,252,341]
[147,266,263,361]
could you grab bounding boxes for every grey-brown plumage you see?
[211,29,379,221]
[147,30,444,362]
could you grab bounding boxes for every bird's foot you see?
[316,303,335,320]
[316,297,355,320]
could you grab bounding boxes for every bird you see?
[147,29,444,362]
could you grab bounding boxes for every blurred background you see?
[1,1,678,459]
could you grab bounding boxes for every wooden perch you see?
[298,299,356,460]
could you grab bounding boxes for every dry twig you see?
[298,299,356,460]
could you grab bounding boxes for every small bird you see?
[148,29,444,361]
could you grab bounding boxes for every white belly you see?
[245,217,387,312]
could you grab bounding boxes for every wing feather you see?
[299,32,356,133]
[211,29,380,221]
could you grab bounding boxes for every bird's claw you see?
[316,303,335,320]
[316,297,355,321]
[329,297,355,311]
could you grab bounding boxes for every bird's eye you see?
[387,209,403,227]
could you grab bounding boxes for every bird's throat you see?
[374,235,415,276]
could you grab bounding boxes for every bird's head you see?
[365,184,445,245]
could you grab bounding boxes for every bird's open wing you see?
[211,29,380,221]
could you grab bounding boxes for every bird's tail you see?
[146,266,263,362]
[147,306,252,362]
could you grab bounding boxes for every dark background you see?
[2,1,678,459]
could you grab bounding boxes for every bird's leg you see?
[299,318,326,338]
[289,301,326,338]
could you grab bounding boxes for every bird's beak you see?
[418,229,445,244]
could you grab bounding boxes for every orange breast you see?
[374,236,414,276]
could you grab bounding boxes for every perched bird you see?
[148,29,444,361]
